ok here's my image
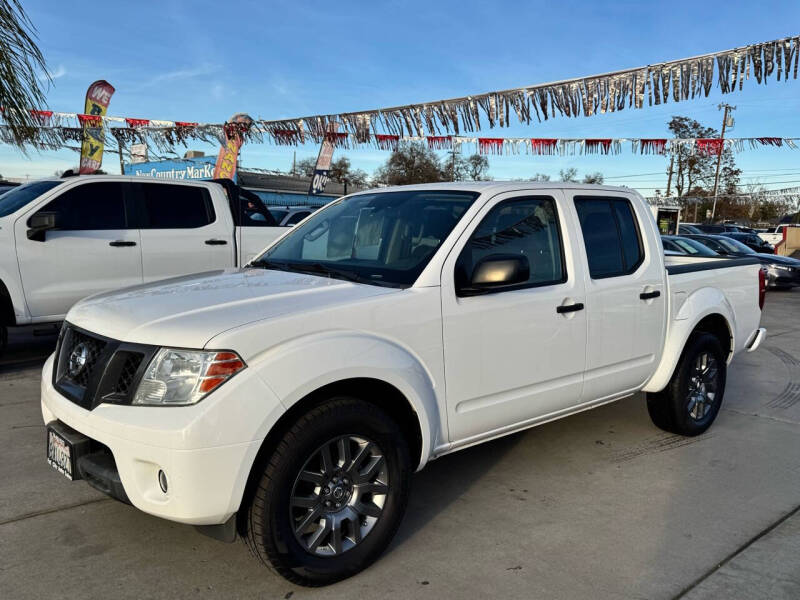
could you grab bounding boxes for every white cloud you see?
[39,64,66,82]
[141,65,219,88]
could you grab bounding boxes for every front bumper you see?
[41,353,285,526]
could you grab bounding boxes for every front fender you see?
[248,330,441,470]
[0,264,28,325]
[642,287,734,393]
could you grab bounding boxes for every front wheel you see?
[646,332,727,436]
[244,397,411,586]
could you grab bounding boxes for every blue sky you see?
[3,0,800,194]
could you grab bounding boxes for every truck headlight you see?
[132,349,246,406]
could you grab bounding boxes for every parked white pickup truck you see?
[759,223,799,246]
[41,182,766,585]
[0,175,288,352]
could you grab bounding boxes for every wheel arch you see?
[643,309,733,394]
[235,376,424,537]
[0,279,16,327]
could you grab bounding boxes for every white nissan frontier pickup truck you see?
[41,182,766,585]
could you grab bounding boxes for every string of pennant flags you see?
[0,33,798,153]
[0,114,797,158]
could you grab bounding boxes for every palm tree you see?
[0,0,49,145]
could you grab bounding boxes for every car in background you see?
[721,231,774,254]
[694,223,743,234]
[677,223,704,235]
[684,234,800,289]
[267,205,320,227]
[661,235,720,257]
[760,223,800,246]
[0,181,19,196]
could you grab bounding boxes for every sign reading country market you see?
[124,156,226,181]
[309,123,339,195]
[79,80,115,174]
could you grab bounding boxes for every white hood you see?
[66,268,399,348]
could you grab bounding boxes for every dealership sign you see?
[123,156,230,181]
[309,123,339,195]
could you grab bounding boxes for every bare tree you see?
[582,172,604,184]
[559,168,578,182]
[0,0,50,145]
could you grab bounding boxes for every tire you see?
[0,325,7,361]
[244,397,411,586]
[646,332,727,436]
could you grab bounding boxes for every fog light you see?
[158,469,168,493]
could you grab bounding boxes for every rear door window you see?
[140,183,214,228]
[574,197,644,279]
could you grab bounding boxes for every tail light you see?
[758,267,766,310]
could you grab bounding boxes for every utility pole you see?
[665,151,675,197]
[118,139,125,175]
[711,103,735,221]
[292,151,296,176]
[451,142,457,182]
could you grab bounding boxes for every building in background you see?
[124,152,363,208]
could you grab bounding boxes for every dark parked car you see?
[721,231,774,254]
[661,235,720,257]
[684,234,800,289]
[677,223,704,235]
[694,223,743,234]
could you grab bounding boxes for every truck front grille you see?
[53,324,156,410]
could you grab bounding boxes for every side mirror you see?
[27,211,59,241]
[459,254,530,296]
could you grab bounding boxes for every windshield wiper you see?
[292,262,377,286]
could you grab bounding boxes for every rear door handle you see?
[205,239,228,245]
[109,240,137,247]
[640,290,661,300]
[556,302,584,314]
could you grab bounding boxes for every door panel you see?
[15,181,142,318]
[136,182,232,282]
[442,191,587,443]
[571,193,665,400]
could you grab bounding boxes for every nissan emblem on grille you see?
[68,343,89,377]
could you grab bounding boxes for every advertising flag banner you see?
[309,123,339,195]
[79,80,115,174]
[213,113,253,180]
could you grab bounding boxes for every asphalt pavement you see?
[1,292,798,599]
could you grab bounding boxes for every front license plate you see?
[47,427,74,480]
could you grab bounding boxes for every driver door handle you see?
[556,302,584,314]
[109,240,137,247]
[205,239,228,245]
[640,290,661,300]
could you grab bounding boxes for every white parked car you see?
[0,175,288,352]
[41,182,765,585]
[268,205,320,227]
[759,223,799,246]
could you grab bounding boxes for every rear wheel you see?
[244,397,411,586]
[646,332,727,436]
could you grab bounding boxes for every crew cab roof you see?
[347,181,639,196]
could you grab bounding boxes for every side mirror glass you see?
[27,211,59,241]
[459,254,530,296]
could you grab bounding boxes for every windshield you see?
[253,190,480,287]
[672,237,718,256]
[0,180,62,218]
[716,237,755,254]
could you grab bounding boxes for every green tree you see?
[466,154,490,181]
[373,142,444,185]
[0,0,50,145]
[295,155,368,188]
